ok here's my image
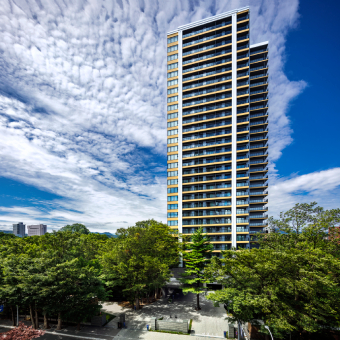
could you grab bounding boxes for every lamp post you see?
[264,325,274,340]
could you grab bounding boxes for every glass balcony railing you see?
[183,101,232,116]
[250,136,268,142]
[250,191,267,196]
[237,25,249,31]
[183,94,231,107]
[249,207,268,211]
[237,63,249,69]
[183,138,232,150]
[250,81,268,87]
[250,175,268,180]
[183,110,232,124]
[250,89,268,96]
[237,90,249,96]
[183,21,232,39]
[250,48,268,55]
[250,56,267,64]
[183,39,232,57]
[184,66,232,82]
[183,49,232,65]
[183,30,232,48]
[237,34,249,41]
[250,128,268,134]
[237,15,249,22]
[237,72,249,78]
[250,160,268,165]
[183,58,232,74]
[183,129,231,141]
[250,97,268,103]
[250,112,268,118]
[183,74,232,91]
[183,122,231,133]
[184,84,232,99]
[250,152,268,157]
[183,156,231,166]
[237,44,249,51]
[183,165,232,174]
[250,65,268,72]
[250,166,268,172]
[249,183,268,188]
[238,53,249,60]
[250,73,268,80]
[183,184,231,192]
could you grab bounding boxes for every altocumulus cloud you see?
[0,0,337,231]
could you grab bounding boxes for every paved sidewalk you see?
[102,292,229,337]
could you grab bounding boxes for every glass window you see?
[167,79,178,87]
[167,87,178,95]
[167,104,178,111]
[167,36,178,44]
[167,146,178,152]
[167,196,178,201]
[167,62,178,70]
[167,187,178,193]
[167,121,178,128]
[167,179,178,185]
[167,54,178,62]
[168,204,178,210]
[167,137,178,144]
[167,162,178,169]
[167,45,178,53]
[168,220,178,226]
[167,71,178,79]
[167,129,178,136]
[167,112,178,120]
[167,96,178,103]
[167,212,178,218]
[167,170,178,177]
[167,154,178,160]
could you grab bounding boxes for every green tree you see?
[180,227,213,310]
[101,219,179,309]
[205,203,340,339]
[60,223,90,234]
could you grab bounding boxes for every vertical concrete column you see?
[178,30,183,236]
[231,14,237,249]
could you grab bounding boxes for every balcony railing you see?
[183,101,232,116]
[183,48,232,65]
[237,63,249,69]
[183,74,232,90]
[237,25,249,31]
[183,30,232,48]
[237,72,249,78]
[250,65,268,72]
[250,73,268,80]
[250,191,267,196]
[250,175,268,180]
[250,112,268,118]
[237,34,249,41]
[183,39,232,57]
[249,183,268,188]
[238,53,249,60]
[250,89,268,96]
[250,97,268,103]
[250,152,268,157]
[237,44,249,51]
[183,21,232,39]
[250,128,268,133]
[250,81,268,87]
[184,84,232,99]
[249,222,268,226]
[184,58,232,74]
[250,136,268,141]
[184,66,232,82]
[183,122,231,133]
[183,93,232,107]
[250,56,267,64]
[249,206,268,211]
[183,129,231,141]
[250,214,268,218]
[250,48,268,55]
[237,15,249,21]
[250,160,268,165]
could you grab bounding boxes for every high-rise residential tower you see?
[13,222,25,237]
[167,6,269,254]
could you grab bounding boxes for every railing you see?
[237,107,249,114]
[237,173,249,177]
[183,75,232,90]
[183,174,231,182]
[250,136,268,141]
[250,48,267,55]
[237,63,249,69]
[237,25,249,31]
[250,160,268,164]
[183,66,232,82]
[237,90,249,96]
[250,81,268,87]
[238,53,249,59]
[250,166,268,172]
[183,110,232,124]
[250,112,268,118]
[249,183,268,188]
[250,143,267,149]
[250,73,268,80]
[237,118,249,123]
[237,15,249,21]
[237,100,249,105]
[237,34,249,41]
[183,165,232,174]
[250,214,268,218]
[183,130,231,141]
[250,175,268,180]
[250,89,268,96]
[183,139,232,150]
[237,72,249,78]
[183,101,232,116]
[236,227,249,232]
[251,128,268,134]
[183,122,231,133]
[249,207,268,211]
[183,30,232,48]
[237,164,249,169]
[183,39,232,57]
[250,56,267,63]
[237,44,249,50]
[250,152,268,157]
[184,84,232,99]
[183,157,231,166]
[249,199,268,204]
[250,191,266,195]
[250,222,268,226]
[183,49,232,65]
[183,58,232,74]
[250,105,268,111]
[183,94,232,107]
[237,81,249,87]
[250,97,268,103]
[183,21,232,39]
[250,65,267,72]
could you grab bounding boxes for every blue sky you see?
[0,0,339,232]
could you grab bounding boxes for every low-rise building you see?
[27,224,47,236]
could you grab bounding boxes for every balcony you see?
[250,65,268,72]
[183,174,231,183]
[183,58,232,74]
[250,81,268,88]
[250,175,268,180]
[249,206,268,211]
[250,89,268,96]
[250,120,268,126]
[250,152,268,157]
[183,209,231,216]
[237,63,249,69]
[183,39,232,57]
[209,236,231,242]
[237,53,249,60]
[183,30,232,48]
[237,15,249,22]
[250,128,268,134]
[250,97,268,103]
[183,48,232,65]
[183,66,232,82]
[183,110,232,124]
[250,136,268,141]
[184,84,232,99]
[183,21,232,39]
[183,183,231,191]
[183,148,231,157]
[183,156,231,167]
[250,73,268,80]
[250,160,268,165]
[250,48,268,55]
[183,94,232,108]
[249,199,268,204]
[249,183,268,188]
[183,74,232,91]
[250,191,268,196]
[237,71,249,78]
[250,112,268,118]
[237,90,249,96]
[250,56,268,64]
[237,25,249,31]
[183,122,231,133]
[183,101,232,116]
[249,222,268,226]
[237,44,249,51]
[237,34,249,41]
[237,164,249,169]
[250,214,268,218]
[237,226,249,232]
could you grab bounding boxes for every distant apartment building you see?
[0,229,13,234]
[27,224,47,236]
[166,6,269,253]
[13,222,25,237]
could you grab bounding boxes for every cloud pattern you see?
[0,0,338,231]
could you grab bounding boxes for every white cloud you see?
[0,0,336,231]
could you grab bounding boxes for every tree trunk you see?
[35,302,39,329]
[11,306,15,326]
[147,292,150,303]
[43,313,50,329]
[196,293,201,310]
[57,312,62,330]
[135,296,140,310]
[29,304,36,329]
[77,322,81,330]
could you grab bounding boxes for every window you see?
[167,62,178,70]
[167,71,178,79]
[168,79,178,87]
[167,179,178,185]
[168,204,178,210]
[167,137,178,144]
[167,171,178,177]
[167,129,178,136]
[168,220,178,226]
[167,112,178,120]
[167,146,178,152]
[167,36,178,44]
[168,212,178,218]
[168,187,178,193]
[167,121,178,128]
[167,104,178,111]
[168,196,178,201]
[167,54,178,62]
[167,162,178,169]
[167,96,178,103]
[168,87,178,95]
[167,154,178,160]
[167,45,178,53]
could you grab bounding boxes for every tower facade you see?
[13,222,25,237]
[167,7,269,254]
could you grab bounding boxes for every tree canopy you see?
[59,223,90,234]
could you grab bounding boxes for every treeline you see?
[0,219,179,329]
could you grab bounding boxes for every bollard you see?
[224,331,227,338]
[147,325,149,331]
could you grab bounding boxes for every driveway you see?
[101,292,230,337]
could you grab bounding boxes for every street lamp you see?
[264,325,274,340]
